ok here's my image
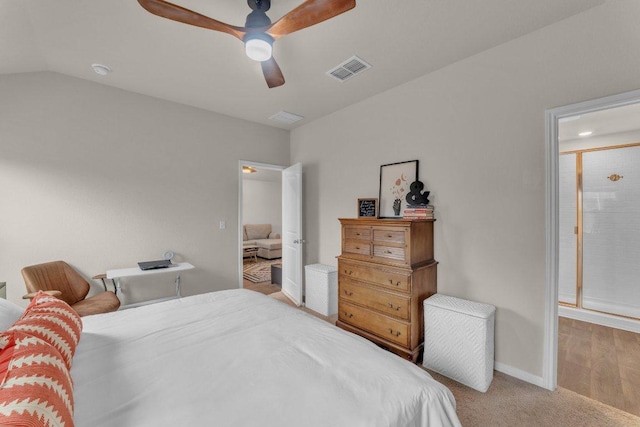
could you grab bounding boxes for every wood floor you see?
[558,316,640,416]
[242,278,281,295]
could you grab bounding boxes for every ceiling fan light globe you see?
[245,38,272,62]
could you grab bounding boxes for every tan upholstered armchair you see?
[22,261,120,317]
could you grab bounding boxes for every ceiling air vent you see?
[269,110,304,124]
[326,56,371,82]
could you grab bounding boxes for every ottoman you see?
[423,294,496,392]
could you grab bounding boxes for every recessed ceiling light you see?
[91,63,112,76]
[578,131,593,137]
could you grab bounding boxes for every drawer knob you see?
[344,269,353,275]
[388,279,401,286]
[343,311,353,319]
[355,246,360,250]
[344,290,353,296]
[387,303,401,311]
[388,328,401,337]
[384,250,392,254]
[355,232,361,236]
[387,234,393,238]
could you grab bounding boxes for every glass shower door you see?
[558,153,577,305]
[582,145,640,318]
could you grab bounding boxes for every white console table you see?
[106,262,194,308]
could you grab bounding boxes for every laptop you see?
[137,259,173,271]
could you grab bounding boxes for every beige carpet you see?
[427,370,640,426]
[266,292,640,427]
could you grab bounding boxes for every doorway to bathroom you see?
[557,105,640,321]
[549,96,640,415]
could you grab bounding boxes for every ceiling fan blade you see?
[266,0,356,39]
[261,57,285,88]
[138,0,247,41]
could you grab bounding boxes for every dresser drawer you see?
[340,278,410,320]
[373,244,406,262]
[372,228,406,244]
[339,301,410,347]
[344,241,371,256]
[344,226,371,240]
[339,261,411,293]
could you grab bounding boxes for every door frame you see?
[238,160,286,290]
[543,88,640,390]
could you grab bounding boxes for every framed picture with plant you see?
[378,160,419,218]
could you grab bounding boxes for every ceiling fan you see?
[137,0,357,88]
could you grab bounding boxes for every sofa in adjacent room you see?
[243,224,282,259]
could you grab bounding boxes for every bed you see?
[1,289,461,427]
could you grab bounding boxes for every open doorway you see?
[238,162,285,296]
[558,108,640,321]
[545,89,640,406]
[555,103,640,415]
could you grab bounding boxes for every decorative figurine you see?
[405,180,430,206]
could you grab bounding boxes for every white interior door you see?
[282,163,303,305]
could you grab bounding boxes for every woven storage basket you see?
[423,294,496,392]
[304,264,338,316]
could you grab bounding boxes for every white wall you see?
[290,0,640,380]
[242,177,282,235]
[0,72,289,305]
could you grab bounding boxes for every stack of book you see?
[403,206,434,220]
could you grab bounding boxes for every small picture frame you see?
[379,160,419,218]
[357,198,378,218]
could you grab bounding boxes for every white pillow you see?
[0,298,24,331]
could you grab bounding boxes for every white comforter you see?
[72,289,461,427]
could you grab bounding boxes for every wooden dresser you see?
[336,218,437,362]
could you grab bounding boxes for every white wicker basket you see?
[304,264,338,316]
[423,294,496,392]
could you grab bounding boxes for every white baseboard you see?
[559,306,640,333]
[494,361,544,388]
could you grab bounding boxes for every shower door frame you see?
[559,142,640,317]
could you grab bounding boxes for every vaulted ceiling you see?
[1,0,605,129]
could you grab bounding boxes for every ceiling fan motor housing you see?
[245,9,272,28]
[248,0,271,12]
